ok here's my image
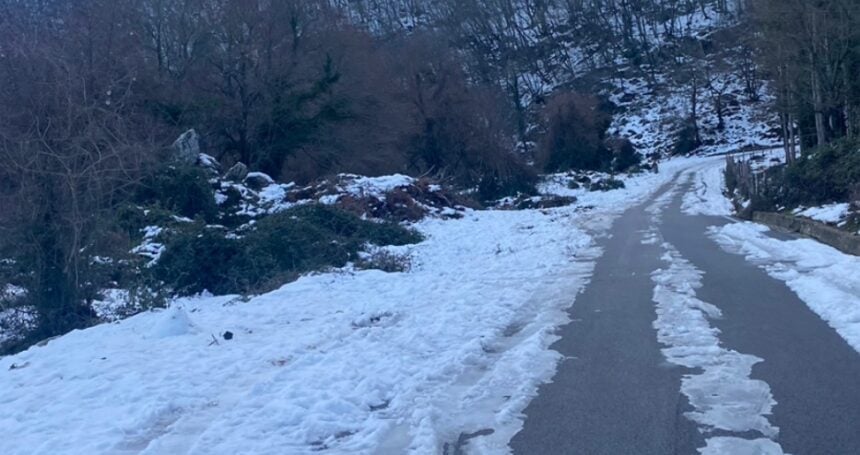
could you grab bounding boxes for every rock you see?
[244,171,275,190]
[619,92,636,103]
[223,331,234,340]
[197,153,220,175]
[171,129,200,165]
[225,162,249,182]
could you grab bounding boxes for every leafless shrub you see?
[357,250,413,273]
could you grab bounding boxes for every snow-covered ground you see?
[0,161,699,455]
[608,72,781,157]
[792,203,852,226]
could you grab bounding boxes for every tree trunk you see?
[781,112,792,164]
[812,70,827,146]
[788,112,798,162]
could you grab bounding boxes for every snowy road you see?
[511,163,860,454]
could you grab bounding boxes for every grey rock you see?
[225,162,249,182]
[197,153,221,175]
[171,129,200,165]
[244,171,275,190]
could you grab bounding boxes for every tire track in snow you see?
[648,174,786,454]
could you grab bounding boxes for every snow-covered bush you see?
[589,177,626,192]
[356,249,413,273]
[152,205,423,295]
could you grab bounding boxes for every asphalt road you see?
[509,176,860,454]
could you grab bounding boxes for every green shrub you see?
[115,204,175,240]
[761,139,860,207]
[356,250,412,273]
[216,185,254,229]
[136,165,218,221]
[153,223,246,295]
[152,204,423,295]
[783,140,860,205]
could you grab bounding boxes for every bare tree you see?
[0,0,157,341]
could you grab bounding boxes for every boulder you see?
[244,171,275,190]
[225,162,249,182]
[171,129,200,165]
[197,153,221,175]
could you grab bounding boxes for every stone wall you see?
[752,212,860,256]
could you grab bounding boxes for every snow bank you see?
[6,210,593,454]
[681,158,734,216]
[793,203,851,225]
[340,174,414,198]
[709,222,860,353]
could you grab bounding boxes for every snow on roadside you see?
[792,203,851,226]
[6,210,593,455]
[0,159,695,454]
[709,222,860,353]
[681,159,734,217]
